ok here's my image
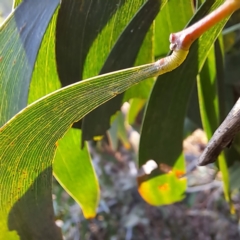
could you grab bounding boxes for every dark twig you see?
[198,98,240,166]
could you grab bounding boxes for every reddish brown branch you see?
[169,0,240,51]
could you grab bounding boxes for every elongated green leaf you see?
[0,1,61,239]
[10,0,99,230]
[0,0,59,126]
[139,0,226,167]
[197,39,232,211]
[137,0,193,205]
[197,46,219,137]
[82,0,166,141]
[28,8,99,219]
[53,128,99,218]
[55,0,128,87]
[215,38,235,212]
[0,61,163,237]
[215,38,226,121]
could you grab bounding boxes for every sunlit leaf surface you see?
[29,6,99,219]
[0,0,61,238]
[0,59,165,237]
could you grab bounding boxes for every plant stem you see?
[170,0,240,51]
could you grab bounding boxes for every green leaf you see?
[139,0,225,167]
[155,0,202,127]
[82,0,166,141]
[229,162,240,190]
[13,0,22,8]
[213,44,236,207]
[54,0,150,168]
[154,0,191,57]
[55,0,130,86]
[28,8,99,219]
[197,46,219,138]
[197,39,232,211]
[0,0,59,126]
[138,0,226,205]
[0,59,163,237]
[53,128,99,219]
[138,154,186,206]
[0,1,62,238]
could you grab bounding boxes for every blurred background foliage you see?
[1,0,240,239]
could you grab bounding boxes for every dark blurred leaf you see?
[223,31,237,52]
[229,162,240,190]
[197,46,219,138]
[187,84,202,128]
[225,49,240,87]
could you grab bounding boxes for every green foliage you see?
[0,0,239,238]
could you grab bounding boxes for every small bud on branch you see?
[170,0,240,51]
[156,0,240,75]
